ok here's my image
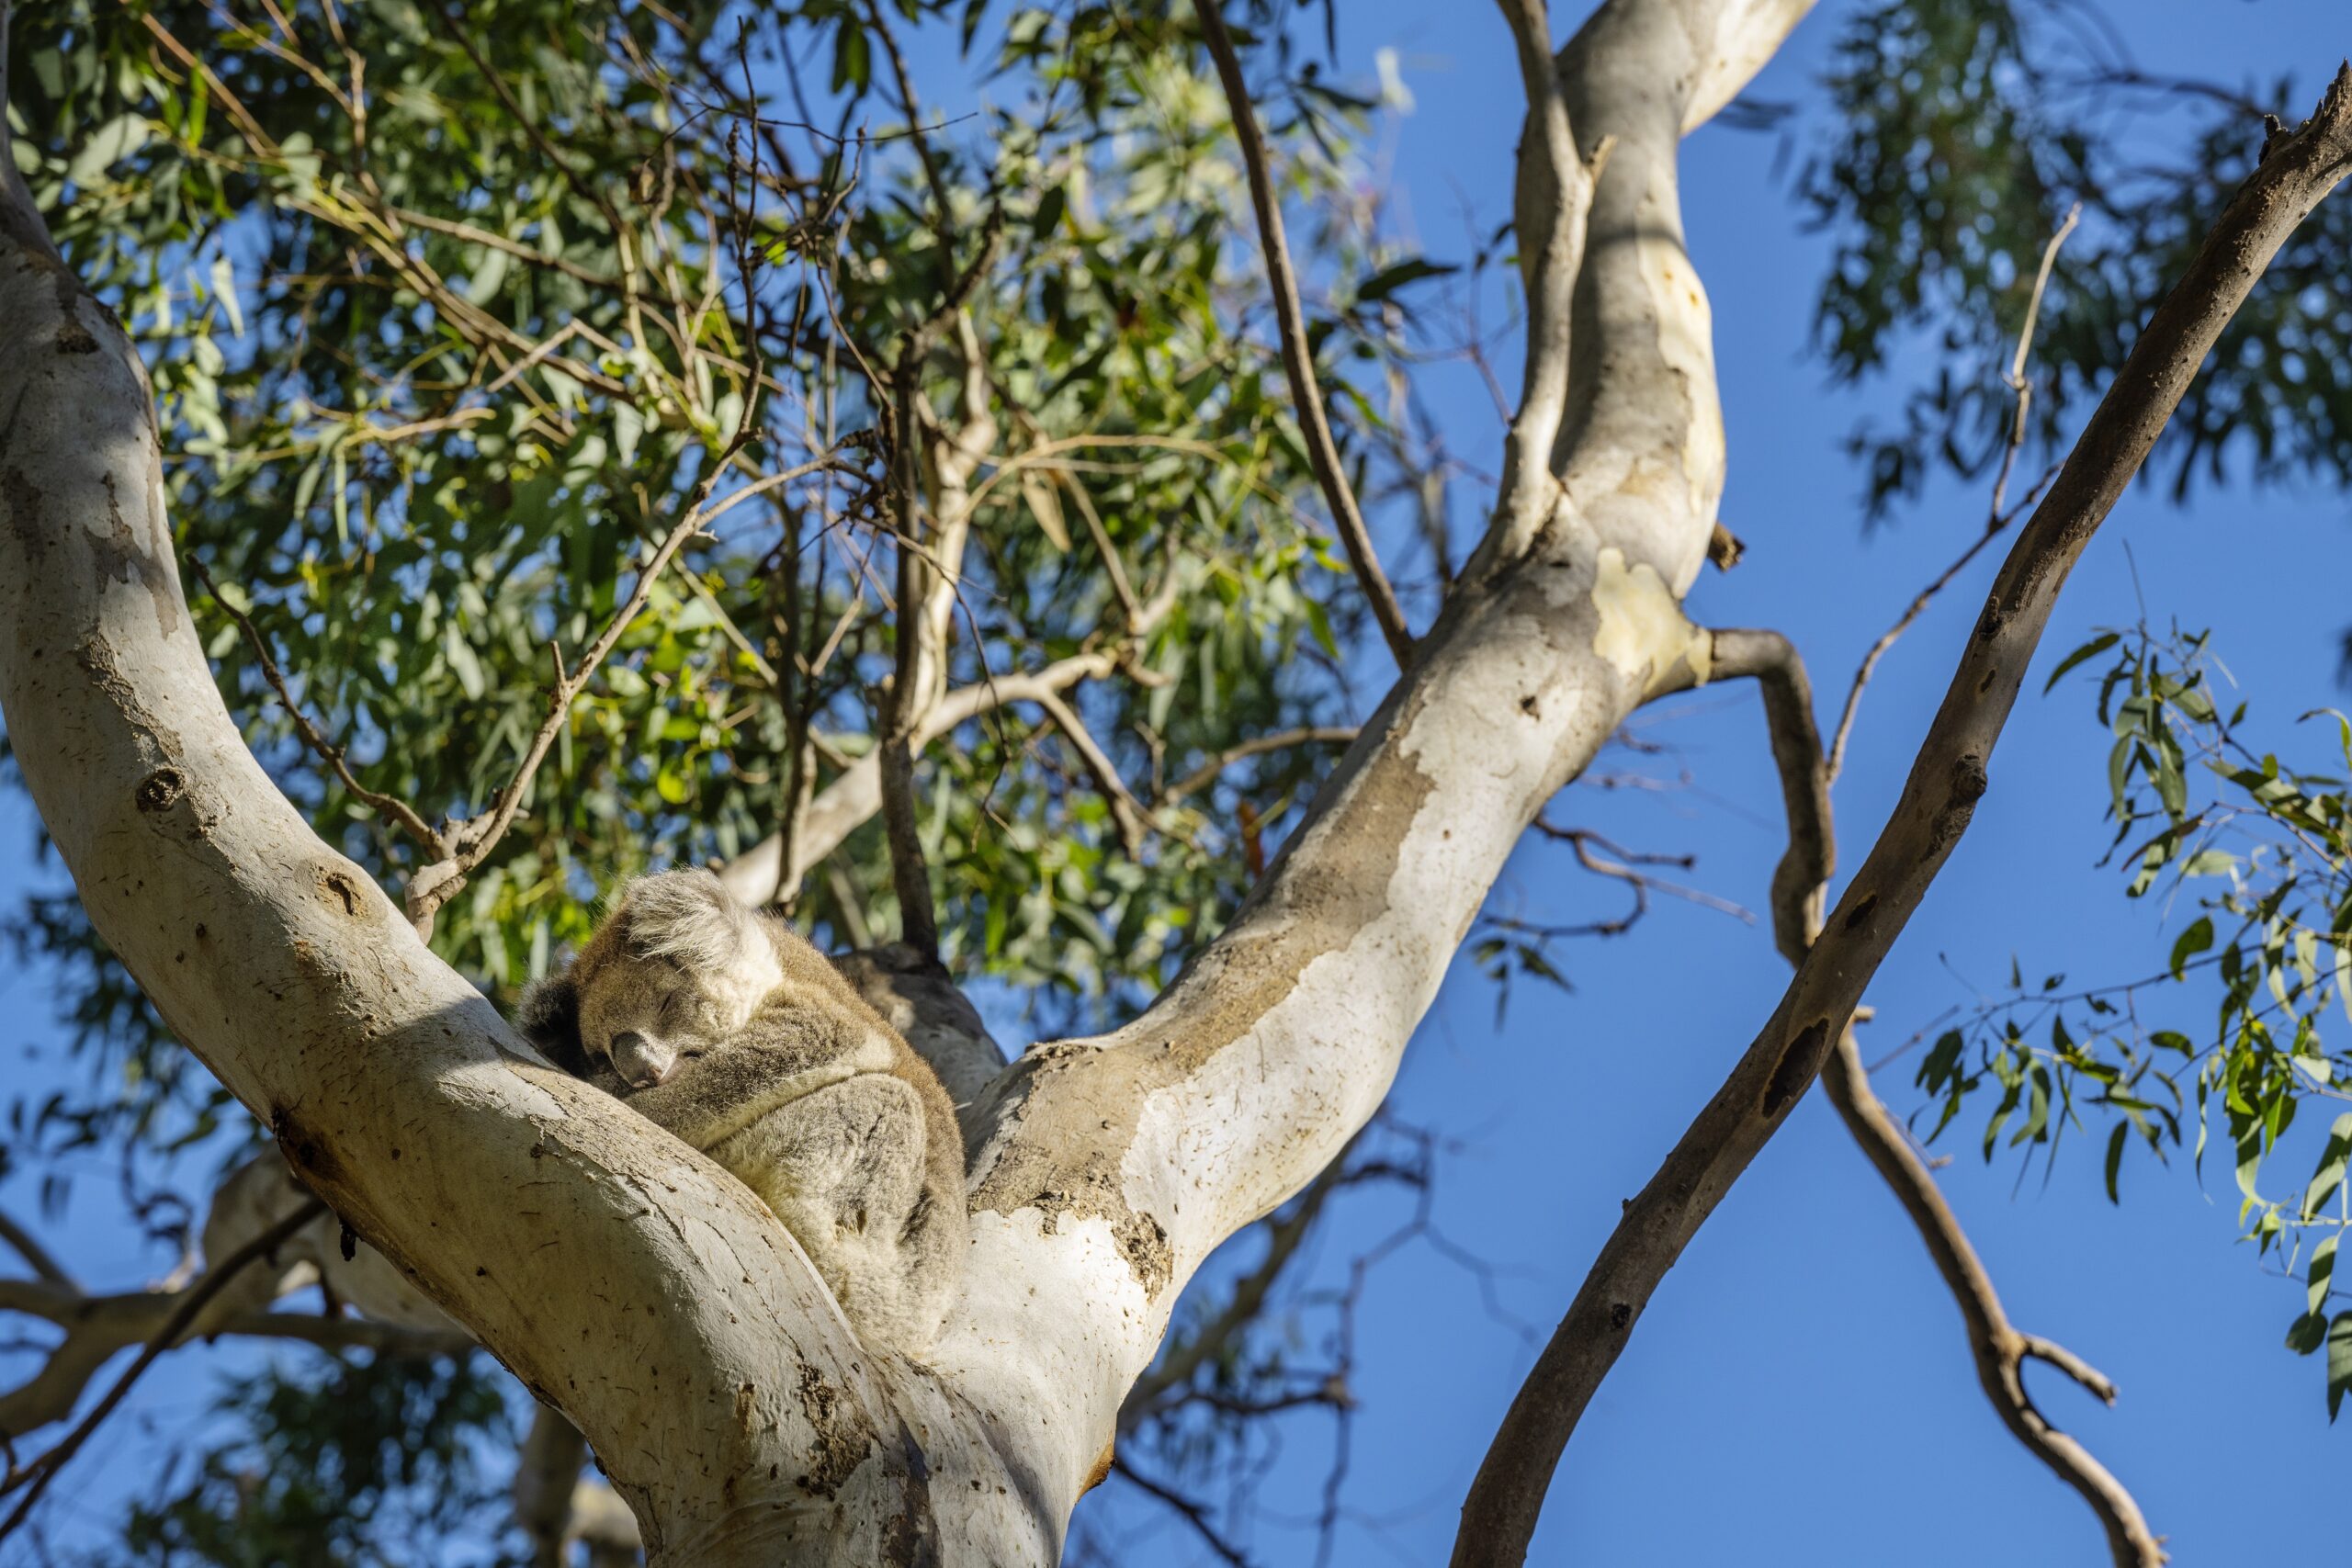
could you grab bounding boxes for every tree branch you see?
[0,1273,470,1438]
[0,1213,71,1292]
[1196,0,1415,668]
[1826,203,2080,783]
[715,651,1118,906]
[1,1201,324,1540]
[1705,628,2165,1564]
[1449,64,2352,1568]
[1159,727,1360,807]
[1487,0,1608,567]
[187,557,447,860]
[1820,1041,2163,1564]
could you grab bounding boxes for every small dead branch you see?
[1196,0,1414,668]
[1826,204,2081,784]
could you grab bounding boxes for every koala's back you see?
[711,918,968,1350]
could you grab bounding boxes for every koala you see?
[516,869,966,1357]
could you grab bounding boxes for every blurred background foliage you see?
[3,0,2350,1560]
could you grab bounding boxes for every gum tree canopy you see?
[2,0,2349,1564]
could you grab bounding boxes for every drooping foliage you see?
[1804,0,2352,517]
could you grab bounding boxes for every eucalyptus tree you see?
[2,1,2349,1565]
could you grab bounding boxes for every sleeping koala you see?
[516,869,965,1357]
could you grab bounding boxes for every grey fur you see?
[518,870,967,1356]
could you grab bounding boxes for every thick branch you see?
[1488,0,1604,564]
[933,0,1808,1528]
[1196,0,1414,668]
[1449,65,2352,1568]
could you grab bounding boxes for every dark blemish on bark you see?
[1952,754,1989,804]
[2,465,47,568]
[1114,1210,1172,1296]
[52,276,97,355]
[136,766,186,812]
[1842,894,1876,931]
[1761,1019,1830,1119]
[1609,1302,1633,1330]
[792,1363,876,1500]
[340,1223,357,1262]
[95,472,181,638]
[270,1107,345,1188]
[1973,596,2007,642]
[1519,693,1541,716]
[1080,1437,1116,1495]
[321,870,360,916]
[879,1422,940,1568]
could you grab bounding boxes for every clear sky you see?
[4,3,2348,1565]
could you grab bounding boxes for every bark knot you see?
[1761,1019,1830,1119]
[135,766,186,812]
[320,869,362,917]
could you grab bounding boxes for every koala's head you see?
[516,869,782,1091]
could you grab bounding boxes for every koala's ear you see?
[515,972,588,1076]
[618,867,763,971]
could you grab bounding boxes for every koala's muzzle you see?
[608,1032,678,1089]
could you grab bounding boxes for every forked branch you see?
[1713,629,2164,1566]
[1452,65,2352,1568]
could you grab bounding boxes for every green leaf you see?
[1353,256,1458,305]
[209,254,243,339]
[2043,631,2120,694]
[2103,1121,2128,1203]
[831,24,870,93]
[2309,1235,2338,1315]
[2301,1114,2352,1219]
[2169,916,2213,980]
[1034,186,1067,238]
[2330,1314,2352,1419]
[2287,1310,2327,1354]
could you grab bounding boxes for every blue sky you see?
[6,2,2350,1564]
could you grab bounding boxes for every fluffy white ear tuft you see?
[618,868,763,972]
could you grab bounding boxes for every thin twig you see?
[1111,1458,1256,1568]
[187,558,447,857]
[0,1214,71,1292]
[1196,1,1414,669]
[1826,205,2081,784]
[1161,728,1359,806]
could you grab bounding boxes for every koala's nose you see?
[608,1032,678,1089]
